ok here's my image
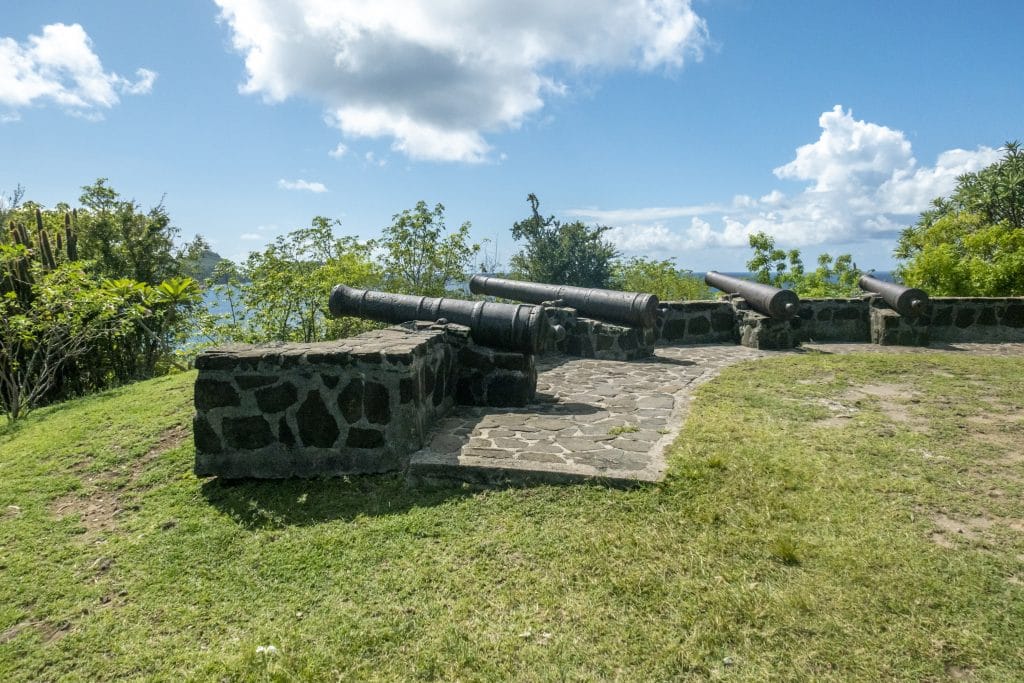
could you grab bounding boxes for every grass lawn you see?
[1,351,1023,680]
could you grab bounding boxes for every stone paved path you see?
[409,344,772,484]
[409,342,1024,485]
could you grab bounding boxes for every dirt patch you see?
[930,511,996,549]
[147,423,189,457]
[852,383,910,400]
[819,415,855,428]
[945,664,975,680]
[930,510,1024,549]
[0,620,72,645]
[839,383,928,431]
[49,424,189,537]
[797,373,835,385]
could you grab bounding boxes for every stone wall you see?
[870,306,930,346]
[654,295,1024,346]
[543,307,655,360]
[795,298,870,342]
[194,328,458,478]
[736,310,798,349]
[193,325,541,479]
[927,298,1024,343]
[655,301,737,344]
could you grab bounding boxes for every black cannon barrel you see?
[329,284,559,354]
[858,275,928,318]
[468,274,659,328]
[704,271,800,319]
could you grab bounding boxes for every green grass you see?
[2,352,1024,680]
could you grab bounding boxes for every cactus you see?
[66,210,78,261]
[39,228,56,271]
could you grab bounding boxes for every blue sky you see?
[2,0,1022,271]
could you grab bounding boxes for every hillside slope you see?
[1,354,1023,680]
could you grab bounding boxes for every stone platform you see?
[409,341,1024,485]
[409,344,769,485]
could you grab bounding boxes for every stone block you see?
[736,310,798,349]
[869,307,929,346]
[655,301,736,344]
[193,328,456,479]
[453,342,537,406]
[544,308,654,360]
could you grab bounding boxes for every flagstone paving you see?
[408,342,1024,486]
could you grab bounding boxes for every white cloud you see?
[239,232,262,241]
[0,23,156,119]
[585,106,1000,257]
[568,203,726,224]
[328,142,347,158]
[278,178,328,192]
[214,0,708,162]
[605,223,689,253]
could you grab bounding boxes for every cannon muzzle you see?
[329,284,562,354]
[704,271,799,319]
[858,275,928,318]
[468,274,659,328]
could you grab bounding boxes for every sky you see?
[2,0,1022,271]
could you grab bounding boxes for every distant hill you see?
[187,249,232,284]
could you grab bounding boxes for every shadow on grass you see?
[199,472,476,528]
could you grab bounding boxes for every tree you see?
[74,178,206,284]
[0,261,142,421]
[2,184,204,400]
[376,201,479,297]
[746,231,861,297]
[509,194,618,288]
[895,142,1024,295]
[610,257,712,300]
[196,218,382,345]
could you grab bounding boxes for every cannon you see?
[858,274,928,318]
[704,271,799,319]
[468,274,659,328]
[329,284,562,354]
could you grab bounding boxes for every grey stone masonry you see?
[543,306,655,360]
[796,298,870,342]
[928,298,1024,342]
[870,303,929,346]
[194,328,458,478]
[655,301,737,344]
[736,308,799,349]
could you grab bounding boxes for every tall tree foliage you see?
[509,194,618,288]
[75,179,205,283]
[198,218,382,345]
[376,201,479,297]
[746,231,861,297]
[0,181,202,420]
[895,142,1024,295]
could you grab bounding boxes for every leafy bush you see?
[376,201,479,297]
[895,142,1024,295]
[197,218,382,345]
[746,231,861,297]
[0,182,203,419]
[610,257,712,300]
[509,194,618,288]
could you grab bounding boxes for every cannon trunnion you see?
[704,271,800,320]
[329,284,560,354]
[468,274,659,328]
